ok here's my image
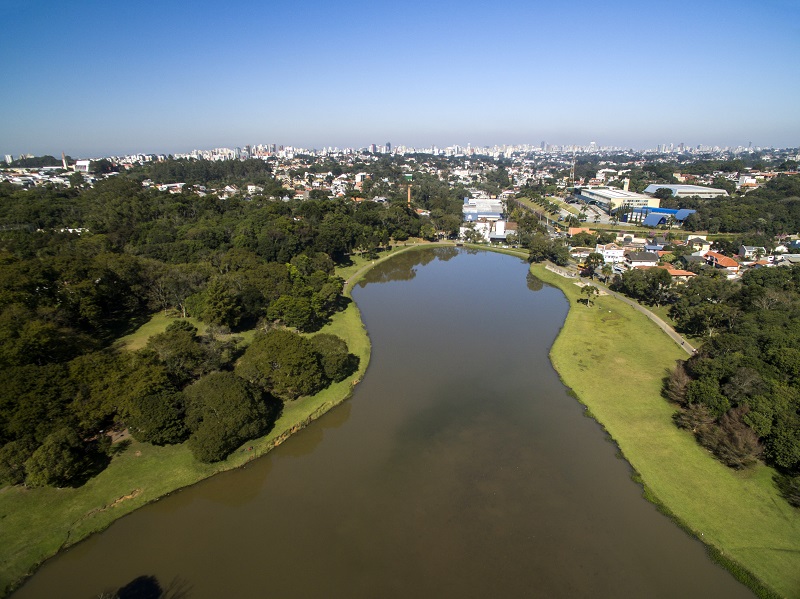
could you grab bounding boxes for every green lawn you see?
[115,312,206,351]
[0,280,371,597]
[532,264,800,599]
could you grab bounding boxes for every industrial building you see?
[643,184,728,198]
[621,206,697,227]
[462,196,504,222]
[575,187,660,213]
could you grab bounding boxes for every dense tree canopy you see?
[0,169,376,487]
[236,329,327,401]
[663,265,800,504]
[184,372,277,463]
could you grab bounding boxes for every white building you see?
[459,219,515,242]
[643,184,728,198]
[462,197,504,222]
[577,188,659,213]
[595,243,625,263]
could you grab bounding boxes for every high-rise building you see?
[386,142,391,153]
[370,144,377,153]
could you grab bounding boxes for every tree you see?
[143,327,212,386]
[585,252,604,278]
[127,390,189,446]
[24,427,93,487]
[236,329,327,400]
[68,172,84,189]
[201,278,242,328]
[0,439,36,485]
[266,295,315,331]
[184,372,276,463]
[309,333,359,382]
[653,187,674,200]
[581,284,599,307]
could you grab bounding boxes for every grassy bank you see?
[0,274,372,597]
[531,264,800,598]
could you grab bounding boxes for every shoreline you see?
[530,263,799,599]
[6,245,796,598]
[1,248,400,597]
[2,242,454,597]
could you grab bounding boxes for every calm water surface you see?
[14,248,752,598]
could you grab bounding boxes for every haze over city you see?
[2,0,799,157]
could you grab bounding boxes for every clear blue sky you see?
[1,0,798,157]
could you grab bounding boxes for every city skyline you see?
[2,0,799,157]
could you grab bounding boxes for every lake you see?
[13,248,752,598]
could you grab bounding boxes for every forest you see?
[610,255,800,507]
[0,165,465,489]
[661,265,800,506]
[668,175,800,238]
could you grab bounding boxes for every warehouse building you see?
[643,184,728,198]
[575,187,660,214]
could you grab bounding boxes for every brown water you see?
[13,248,752,598]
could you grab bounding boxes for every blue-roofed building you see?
[621,206,696,224]
[643,213,667,227]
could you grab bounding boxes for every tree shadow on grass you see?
[109,438,132,457]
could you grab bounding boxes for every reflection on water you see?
[277,401,353,459]
[13,249,753,599]
[358,246,458,286]
[527,270,544,292]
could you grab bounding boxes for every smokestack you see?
[61,152,68,170]
[407,184,411,208]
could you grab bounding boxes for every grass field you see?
[115,312,208,350]
[0,269,372,597]
[531,264,800,599]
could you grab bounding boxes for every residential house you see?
[777,254,800,267]
[705,251,740,276]
[739,245,767,260]
[686,236,712,253]
[653,264,696,283]
[569,246,593,261]
[678,255,706,270]
[568,227,592,237]
[625,251,660,269]
[595,243,625,264]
